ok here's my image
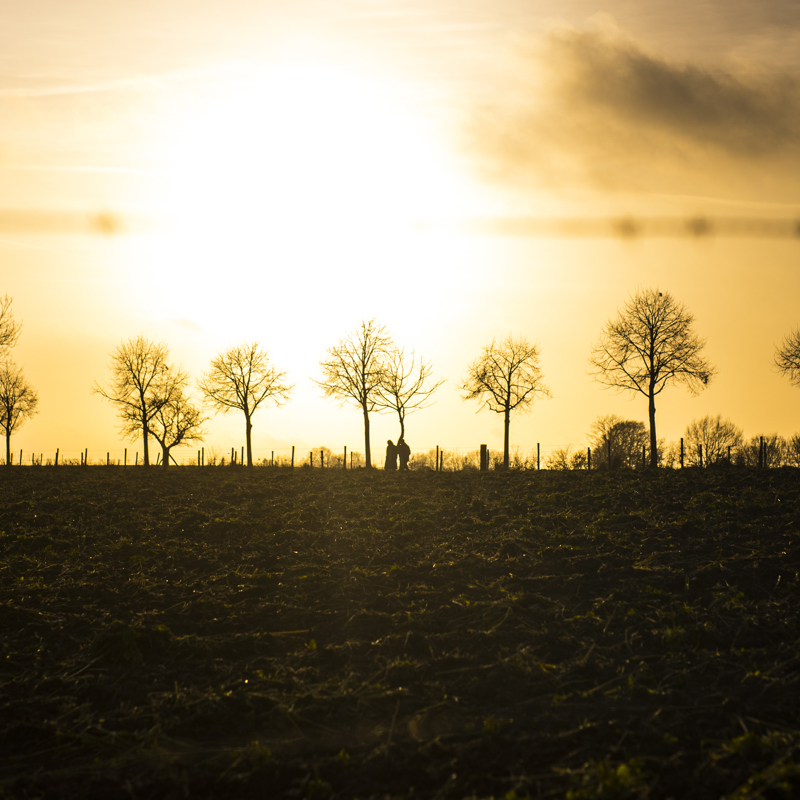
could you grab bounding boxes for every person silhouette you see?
[397,437,411,471]
[385,439,398,470]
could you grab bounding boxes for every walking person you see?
[397,437,411,471]
[385,439,398,470]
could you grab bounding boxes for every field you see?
[2,466,800,799]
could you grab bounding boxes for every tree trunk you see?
[245,413,253,467]
[503,405,511,469]
[363,406,372,468]
[162,445,170,467]
[142,414,150,466]
[648,391,658,468]
[398,409,405,441]
[5,429,10,467]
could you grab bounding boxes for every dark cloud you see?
[468,25,800,202]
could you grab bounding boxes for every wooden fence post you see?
[55,448,59,466]
[587,447,591,470]
[202,447,205,466]
[435,445,439,472]
[271,450,274,466]
[291,446,295,468]
[241,446,244,465]
[680,438,684,468]
[480,444,488,471]
[537,443,540,470]
[84,448,88,466]
[321,449,324,468]
[699,444,703,468]
[310,451,313,467]
[343,446,347,469]
[135,452,138,466]
[19,449,22,466]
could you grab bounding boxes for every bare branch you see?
[775,328,800,388]
[198,341,292,467]
[0,296,21,351]
[460,335,551,468]
[314,319,394,468]
[589,288,715,467]
[0,358,38,465]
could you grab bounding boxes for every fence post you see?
[19,449,23,466]
[201,447,204,466]
[642,444,646,468]
[699,444,703,468]
[84,448,88,466]
[435,445,439,472]
[55,448,59,466]
[537,443,540,470]
[680,438,684,468]
[480,444,488,471]
[241,446,244,466]
[344,446,347,469]
[135,452,138,466]
[310,451,313,467]
[291,446,295,468]
[321,449,324,468]
[587,447,591,470]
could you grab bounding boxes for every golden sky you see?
[2,0,800,462]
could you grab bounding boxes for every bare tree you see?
[775,329,800,387]
[148,388,207,467]
[738,434,786,467]
[376,348,444,440]
[588,414,649,470]
[684,414,743,466]
[315,320,393,469]
[198,342,292,467]
[93,336,183,466]
[589,288,715,467]
[0,359,39,466]
[0,296,21,351]
[461,335,551,469]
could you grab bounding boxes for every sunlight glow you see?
[140,61,477,326]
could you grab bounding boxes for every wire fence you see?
[5,435,800,470]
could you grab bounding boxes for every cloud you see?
[467,23,800,204]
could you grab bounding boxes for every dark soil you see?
[2,466,800,799]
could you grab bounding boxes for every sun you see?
[135,60,474,330]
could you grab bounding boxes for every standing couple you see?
[385,438,410,471]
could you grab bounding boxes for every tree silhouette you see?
[198,342,292,468]
[315,320,393,469]
[93,336,183,466]
[588,415,649,469]
[0,359,39,466]
[684,414,743,466]
[775,329,800,387]
[376,348,444,440]
[0,295,21,351]
[589,288,715,468]
[461,335,551,469]
[148,388,207,467]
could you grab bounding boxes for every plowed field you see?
[2,466,800,799]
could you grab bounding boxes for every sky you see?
[2,0,800,464]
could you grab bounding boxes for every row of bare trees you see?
[6,283,800,468]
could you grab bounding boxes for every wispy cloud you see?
[467,22,800,203]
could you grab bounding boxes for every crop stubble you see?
[1,467,800,798]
